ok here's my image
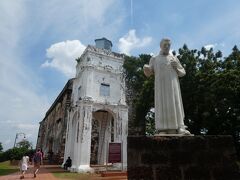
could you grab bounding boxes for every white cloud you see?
[22,0,123,44]
[0,1,50,150]
[204,43,226,51]
[0,66,50,150]
[42,40,86,78]
[204,44,216,50]
[181,6,240,56]
[0,1,26,49]
[14,124,39,130]
[0,55,50,150]
[0,0,125,150]
[150,52,155,56]
[118,29,152,55]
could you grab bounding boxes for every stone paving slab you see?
[0,165,127,180]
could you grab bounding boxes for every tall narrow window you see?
[100,83,110,96]
[78,86,81,99]
[111,117,114,142]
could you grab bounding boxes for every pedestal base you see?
[77,165,94,173]
[128,135,240,180]
[70,165,94,173]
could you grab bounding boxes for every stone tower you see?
[63,38,128,172]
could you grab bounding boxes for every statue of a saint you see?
[144,38,190,135]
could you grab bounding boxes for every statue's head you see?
[160,38,171,55]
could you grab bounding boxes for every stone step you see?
[91,164,112,173]
[98,177,127,180]
[101,171,127,177]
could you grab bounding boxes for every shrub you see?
[0,147,35,162]
[0,152,7,162]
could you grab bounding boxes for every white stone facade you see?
[64,43,128,172]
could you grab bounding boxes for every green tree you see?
[16,140,32,149]
[4,147,28,160]
[0,142,3,152]
[177,45,221,134]
[177,45,200,133]
[124,45,240,157]
[212,46,240,154]
[123,54,153,135]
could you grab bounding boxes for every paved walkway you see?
[0,165,61,180]
[0,165,127,180]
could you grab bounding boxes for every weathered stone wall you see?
[128,135,240,180]
[36,79,73,158]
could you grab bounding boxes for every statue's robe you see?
[144,53,186,131]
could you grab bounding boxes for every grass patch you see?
[0,161,19,176]
[52,171,98,180]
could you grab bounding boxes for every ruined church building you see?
[36,38,128,172]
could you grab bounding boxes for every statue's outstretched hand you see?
[143,64,153,77]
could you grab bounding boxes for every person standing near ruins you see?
[33,148,43,178]
[144,38,190,135]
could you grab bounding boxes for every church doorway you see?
[90,110,114,165]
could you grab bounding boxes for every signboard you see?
[108,142,121,163]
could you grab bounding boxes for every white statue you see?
[144,38,190,135]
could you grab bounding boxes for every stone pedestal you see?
[128,135,240,180]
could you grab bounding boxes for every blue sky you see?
[0,0,240,150]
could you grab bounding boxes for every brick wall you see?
[128,135,240,180]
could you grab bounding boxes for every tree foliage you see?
[178,45,240,136]
[124,45,240,155]
[123,54,154,135]
[0,142,3,152]
[16,140,32,149]
[0,140,34,162]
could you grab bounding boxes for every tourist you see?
[33,148,43,178]
[64,156,72,170]
[19,153,29,179]
[40,148,44,158]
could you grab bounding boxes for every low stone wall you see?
[128,135,240,180]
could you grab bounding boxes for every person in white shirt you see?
[20,154,29,179]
